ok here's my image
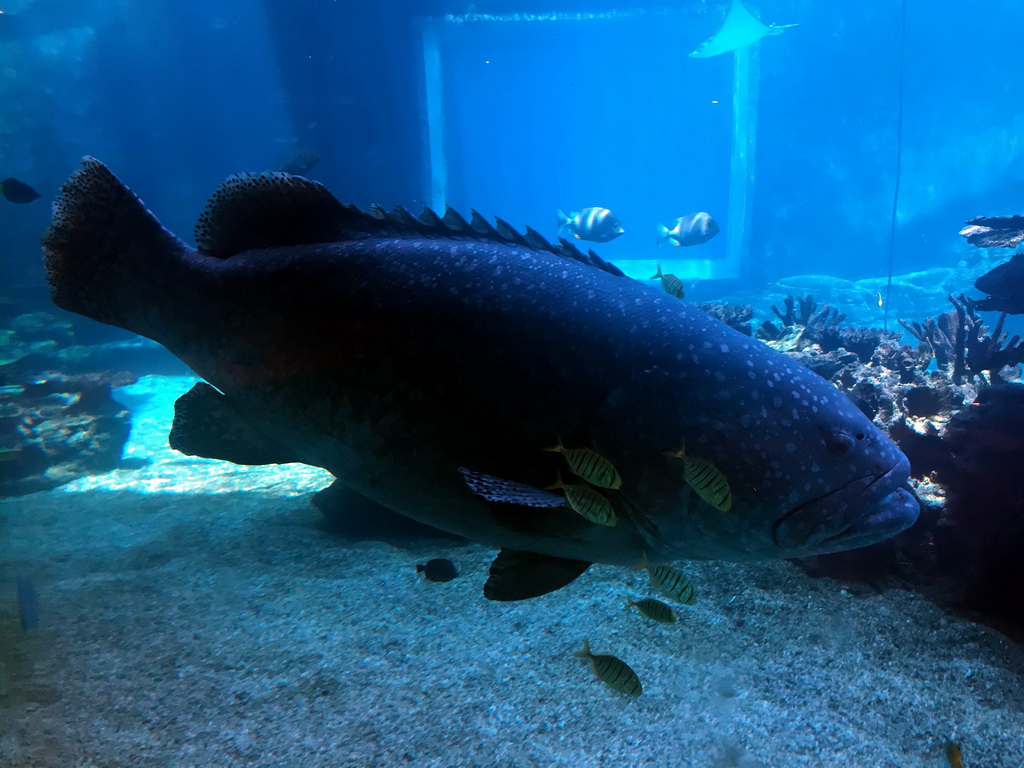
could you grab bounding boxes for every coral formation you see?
[697,301,754,336]
[750,288,1024,637]
[0,370,135,497]
[899,294,1024,384]
[754,294,846,351]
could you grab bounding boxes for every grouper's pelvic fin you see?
[484,548,591,601]
[195,169,625,275]
[42,157,194,331]
[169,382,299,465]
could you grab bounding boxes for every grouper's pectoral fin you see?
[313,479,462,542]
[484,549,591,602]
[169,382,299,465]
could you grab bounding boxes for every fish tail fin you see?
[655,222,670,246]
[42,157,194,333]
[572,639,592,659]
[650,264,664,280]
[556,209,572,238]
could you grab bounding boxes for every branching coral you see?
[899,294,1024,384]
[755,294,845,344]
[698,302,754,336]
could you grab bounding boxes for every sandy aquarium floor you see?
[1,375,1022,768]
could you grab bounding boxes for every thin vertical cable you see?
[883,0,908,330]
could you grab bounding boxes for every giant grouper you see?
[42,158,919,601]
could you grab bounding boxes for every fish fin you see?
[556,209,570,227]
[194,166,627,275]
[655,223,670,246]
[459,467,565,507]
[169,382,299,465]
[483,549,591,601]
[572,639,592,658]
[194,171,360,258]
[313,479,459,540]
[42,157,193,332]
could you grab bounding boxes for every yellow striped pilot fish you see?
[666,441,732,512]
[639,554,696,605]
[573,639,643,696]
[545,441,622,489]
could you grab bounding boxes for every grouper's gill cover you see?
[42,158,919,599]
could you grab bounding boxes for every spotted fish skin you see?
[41,159,918,574]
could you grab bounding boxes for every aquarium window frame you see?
[419,8,759,281]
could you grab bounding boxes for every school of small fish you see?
[452,446,722,695]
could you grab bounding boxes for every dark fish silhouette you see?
[277,148,320,177]
[973,252,1024,313]
[416,558,459,582]
[41,158,917,602]
[1,177,41,204]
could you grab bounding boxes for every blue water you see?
[3,1,1024,766]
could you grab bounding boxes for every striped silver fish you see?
[557,207,624,243]
[656,211,719,247]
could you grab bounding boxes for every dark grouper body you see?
[43,159,918,599]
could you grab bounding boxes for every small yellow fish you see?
[637,554,696,605]
[626,597,678,624]
[650,264,686,300]
[945,741,962,768]
[545,441,622,489]
[665,440,732,512]
[573,639,642,696]
[548,474,617,526]
[875,291,884,308]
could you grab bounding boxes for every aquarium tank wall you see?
[2,1,1024,766]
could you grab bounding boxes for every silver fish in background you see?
[277,148,320,177]
[42,158,917,603]
[557,207,625,243]
[656,211,719,247]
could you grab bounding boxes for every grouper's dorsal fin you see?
[195,172,363,259]
[195,170,625,277]
[360,203,626,277]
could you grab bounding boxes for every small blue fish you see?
[656,211,719,247]
[557,207,624,243]
[16,577,39,632]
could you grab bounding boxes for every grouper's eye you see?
[825,428,856,455]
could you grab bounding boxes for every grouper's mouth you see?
[772,455,919,554]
